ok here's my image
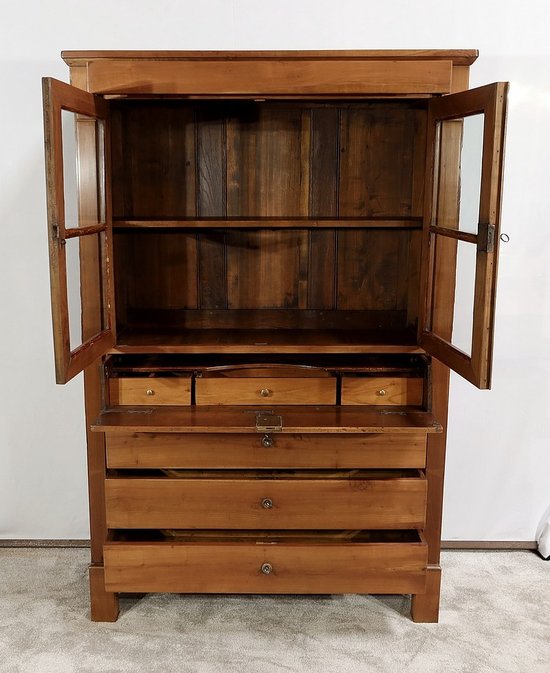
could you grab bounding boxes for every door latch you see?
[255,412,283,433]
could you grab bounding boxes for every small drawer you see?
[195,377,336,406]
[105,470,427,530]
[104,530,428,595]
[109,377,191,406]
[105,432,427,469]
[341,376,423,406]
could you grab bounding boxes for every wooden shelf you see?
[111,328,421,355]
[113,217,423,230]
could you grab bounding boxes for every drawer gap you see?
[107,468,425,480]
[108,528,426,544]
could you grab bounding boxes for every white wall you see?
[1,0,549,540]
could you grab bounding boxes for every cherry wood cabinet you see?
[42,50,507,622]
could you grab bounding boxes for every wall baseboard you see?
[0,539,91,548]
[0,539,539,550]
[441,541,537,550]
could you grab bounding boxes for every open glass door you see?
[43,78,115,383]
[420,82,508,389]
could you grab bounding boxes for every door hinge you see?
[481,223,496,253]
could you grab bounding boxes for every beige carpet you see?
[0,549,548,673]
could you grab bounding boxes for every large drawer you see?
[109,377,192,406]
[105,432,427,469]
[105,471,427,529]
[103,530,428,594]
[195,377,336,405]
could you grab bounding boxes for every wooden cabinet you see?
[42,50,508,623]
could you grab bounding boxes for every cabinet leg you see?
[411,565,441,623]
[89,565,119,622]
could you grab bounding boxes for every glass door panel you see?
[420,83,508,388]
[43,78,114,383]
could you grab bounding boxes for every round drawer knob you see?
[377,389,387,396]
[261,498,273,509]
[260,388,272,398]
[262,434,275,448]
[261,562,273,575]
[146,389,155,396]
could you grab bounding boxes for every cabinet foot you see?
[411,565,441,623]
[89,565,119,622]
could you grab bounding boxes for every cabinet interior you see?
[110,99,428,353]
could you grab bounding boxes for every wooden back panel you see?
[111,101,425,329]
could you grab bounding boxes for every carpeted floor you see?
[0,549,548,673]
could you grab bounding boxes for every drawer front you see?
[195,377,336,405]
[105,476,427,529]
[109,377,191,406]
[106,432,427,469]
[103,539,428,594]
[341,377,423,406]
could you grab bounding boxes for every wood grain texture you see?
[111,102,196,218]
[195,377,336,406]
[86,59,453,95]
[103,539,428,594]
[113,218,421,229]
[89,565,119,622]
[62,49,478,65]
[341,377,424,406]
[111,328,421,354]
[411,564,441,623]
[105,432,428,469]
[123,232,198,310]
[92,406,442,434]
[105,474,427,529]
[226,231,306,309]
[109,377,191,406]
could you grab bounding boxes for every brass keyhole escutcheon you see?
[260,388,272,398]
[262,434,274,448]
[261,563,273,575]
[261,498,273,509]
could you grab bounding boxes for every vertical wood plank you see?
[227,105,304,216]
[227,231,302,309]
[309,108,339,309]
[339,106,416,217]
[196,106,227,308]
[337,230,408,311]
[112,102,196,218]
[129,232,198,309]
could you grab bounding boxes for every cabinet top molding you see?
[61,49,479,66]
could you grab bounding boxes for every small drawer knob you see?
[377,389,387,397]
[146,389,155,396]
[261,562,273,575]
[262,434,274,448]
[261,498,273,509]
[260,388,272,398]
